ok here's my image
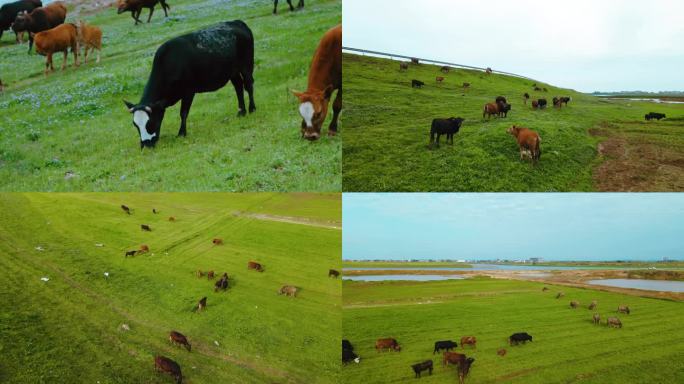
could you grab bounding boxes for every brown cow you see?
[117,0,170,25]
[443,351,465,367]
[195,296,207,312]
[570,300,580,309]
[13,1,67,53]
[497,348,506,357]
[328,269,340,278]
[483,102,499,119]
[375,338,401,352]
[531,99,539,109]
[588,300,597,310]
[618,305,630,314]
[460,336,476,349]
[607,317,622,328]
[212,238,223,245]
[169,331,191,352]
[462,82,470,91]
[33,23,79,76]
[436,76,444,83]
[440,66,450,73]
[247,261,263,272]
[593,313,601,325]
[292,24,341,140]
[411,57,419,64]
[279,285,298,297]
[125,250,137,257]
[399,62,409,71]
[139,244,149,253]
[76,20,101,64]
[542,287,549,291]
[154,355,182,383]
[168,216,176,221]
[207,270,215,279]
[458,357,475,384]
[507,125,541,163]
[141,224,151,231]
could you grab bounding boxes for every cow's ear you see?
[323,84,334,99]
[123,100,135,112]
[291,90,305,100]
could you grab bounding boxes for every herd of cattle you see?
[117,203,340,383]
[1,0,341,148]
[342,286,632,383]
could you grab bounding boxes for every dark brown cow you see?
[560,96,571,106]
[411,360,433,378]
[497,348,506,356]
[328,269,340,278]
[507,125,541,163]
[483,102,499,119]
[0,79,4,93]
[462,82,470,90]
[292,24,341,140]
[117,0,170,25]
[542,287,549,291]
[443,351,465,367]
[169,331,191,351]
[247,261,264,272]
[436,76,444,83]
[279,285,298,297]
[141,224,151,231]
[152,208,158,214]
[212,238,223,245]
[207,270,215,279]
[13,1,67,53]
[531,100,539,109]
[195,296,207,312]
[399,62,409,71]
[214,276,228,292]
[458,357,475,384]
[570,300,579,308]
[588,300,597,310]
[552,97,562,108]
[411,57,419,64]
[154,355,182,384]
[607,317,622,328]
[33,23,79,76]
[273,0,303,14]
[460,336,476,349]
[523,92,530,104]
[375,338,401,352]
[440,66,450,73]
[168,216,175,221]
[125,250,137,257]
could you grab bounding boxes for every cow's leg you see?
[28,35,34,54]
[62,51,68,71]
[147,7,154,23]
[96,48,101,64]
[328,87,342,135]
[243,71,256,113]
[231,74,247,116]
[44,55,51,76]
[287,0,294,11]
[178,94,195,137]
[273,0,278,13]
[131,11,140,25]
[74,43,80,67]
[299,0,304,8]
[162,1,169,17]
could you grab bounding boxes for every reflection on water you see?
[343,274,467,282]
[587,279,684,292]
[344,263,633,272]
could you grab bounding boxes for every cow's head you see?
[393,344,402,351]
[507,125,521,137]
[117,0,130,13]
[292,85,334,141]
[124,100,164,148]
[13,11,30,30]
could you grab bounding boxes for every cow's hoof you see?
[237,110,247,117]
[249,106,256,113]
[328,130,337,137]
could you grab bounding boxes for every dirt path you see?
[237,212,341,230]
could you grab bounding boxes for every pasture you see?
[342,54,684,192]
[0,193,341,383]
[0,0,341,192]
[342,277,684,383]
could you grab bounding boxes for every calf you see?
[507,125,541,163]
[593,313,601,325]
[440,66,450,73]
[443,351,465,367]
[117,0,170,25]
[76,20,101,64]
[33,23,79,76]
[212,238,223,245]
[13,1,66,53]
[342,348,360,364]
[154,355,182,384]
[433,340,457,354]
[0,0,42,42]
[509,332,533,346]
[460,336,476,349]
[570,300,580,308]
[411,79,425,88]
[125,250,137,257]
[121,204,131,214]
[411,360,433,378]
[617,305,630,314]
[273,0,303,14]
[435,76,444,83]
[607,317,622,328]
[124,20,255,148]
[328,269,340,278]
[169,331,191,351]
[292,24,341,140]
[141,224,151,231]
[458,357,475,384]
[399,62,409,71]
[553,97,561,108]
[375,338,401,352]
[247,261,264,272]
[279,285,298,297]
[430,117,464,147]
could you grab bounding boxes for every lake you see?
[343,274,467,282]
[344,263,634,271]
[587,279,684,293]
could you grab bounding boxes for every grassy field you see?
[342,278,684,384]
[342,54,684,192]
[0,0,341,192]
[0,193,341,383]
[343,261,472,269]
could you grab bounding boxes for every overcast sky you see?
[343,194,684,261]
[343,0,684,92]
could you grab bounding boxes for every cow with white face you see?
[293,85,334,141]
[124,101,164,148]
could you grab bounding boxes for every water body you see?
[587,279,684,293]
[344,263,636,272]
[596,96,684,105]
[343,274,467,282]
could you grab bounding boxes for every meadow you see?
[0,0,341,192]
[0,193,341,383]
[342,54,684,192]
[342,277,684,383]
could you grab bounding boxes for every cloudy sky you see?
[343,0,684,92]
[343,194,684,261]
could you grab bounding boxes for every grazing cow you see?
[154,355,182,384]
[399,62,409,71]
[537,98,548,109]
[121,204,131,214]
[593,313,601,325]
[483,102,499,119]
[440,66,450,73]
[247,261,264,272]
[13,1,66,53]
[433,340,457,354]
[523,93,530,104]
[430,117,464,147]
[507,125,541,163]
[141,224,151,231]
[509,332,533,346]
[169,331,191,351]
[117,0,170,25]
[292,24,341,140]
[375,338,401,352]
[458,357,475,384]
[645,112,666,121]
[343,339,354,351]
[139,244,149,252]
[411,360,433,378]
[214,276,228,292]
[342,348,360,364]
[556,292,564,299]
[33,23,79,76]
[76,21,102,65]
[618,305,630,314]
[607,317,622,328]
[570,300,579,308]
[497,101,511,117]
[411,79,425,88]
[328,269,340,278]
[460,336,476,349]
[560,96,571,106]
[462,82,470,90]
[435,76,444,83]
[485,67,492,74]
[442,351,465,367]
[588,300,597,310]
[168,216,175,221]
[124,20,255,148]
[212,238,223,245]
[534,86,542,91]
[152,208,158,214]
[542,287,549,291]
[531,100,539,109]
[411,57,419,64]
[497,348,506,356]
[195,296,207,312]
[0,0,42,42]
[207,270,214,279]
[496,96,507,104]
[273,0,303,14]
[279,285,298,297]
[125,250,137,257]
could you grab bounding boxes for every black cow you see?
[124,20,255,148]
[411,79,425,88]
[0,0,41,41]
[430,117,464,147]
[509,332,533,346]
[497,101,511,117]
[560,96,571,106]
[645,112,666,121]
[495,96,507,104]
[342,348,360,364]
[273,0,303,14]
[141,224,152,231]
[433,340,457,354]
[537,99,547,109]
[342,339,353,351]
[411,360,433,378]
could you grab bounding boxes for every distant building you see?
[529,257,541,264]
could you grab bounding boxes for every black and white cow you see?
[124,20,256,148]
[342,339,360,364]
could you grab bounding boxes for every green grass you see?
[342,54,684,191]
[342,278,684,383]
[343,261,472,268]
[0,0,341,192]
[0,193,341,383]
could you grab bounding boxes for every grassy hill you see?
[0,193,341,383]
[342,278,684,383]
[342,54,684,191]
[0,0,341,192]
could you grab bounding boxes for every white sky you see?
[343,0,684,92]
